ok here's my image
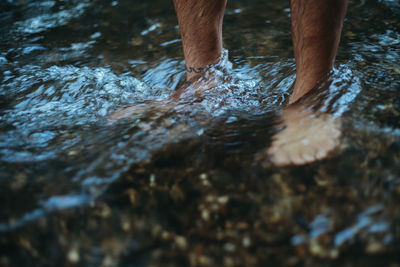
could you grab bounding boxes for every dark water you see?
[1,0,399,266]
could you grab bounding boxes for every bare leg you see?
[173,0,227,81]
[108,0,227,123]
[289,0,348,103]
[263,0,348,166]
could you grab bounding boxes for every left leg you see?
[173,0,227,82]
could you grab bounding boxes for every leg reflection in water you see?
[111,0,348,166]
[265,100,342,166]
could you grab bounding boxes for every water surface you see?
[0,0,399,266]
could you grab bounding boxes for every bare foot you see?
[106,79,217,126]
[106,101,172,125]
[266,103,341,166]
[107,69,225,125]
[171,68,226,99]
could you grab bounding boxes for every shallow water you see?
[1,0,400,266]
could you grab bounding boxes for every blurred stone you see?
[175,236,188,250]
[217,196,229,205]
[309,239,324,257]
[0,256,9,266]
[224,257,235,267]
[205,195,216,202]
[151,225,162,237]
[329,249,339,259]
[225,221,233,229]
[150,174,156,187]
[10,173,27,190]
[121,218,131,232]
[237,222,248,230]
[224,243,236,252]
[198,255,210,265]
[67,248,80,264]
[68,150,79,157]
[242,236,251,248]
[94,204,111,218]
[170,184,185,201]
[102,255,114,267]
[366,241,385,254]
[201,210,210,221]
[161,231,171,241]
[199,173,208,180]
[124,188,139,206]
[131,37,143,46]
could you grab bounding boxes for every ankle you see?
[290,77,321,104]
[185,51,222,80]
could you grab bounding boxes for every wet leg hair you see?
[173,0,227,81]
[289,0,348,103]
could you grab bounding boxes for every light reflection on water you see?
[0,0,399,265]
[291,204,392,256]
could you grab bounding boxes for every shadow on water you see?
[0,0,400,266]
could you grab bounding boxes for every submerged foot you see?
[170,70,224,100]
[107,77,220,125]
[266,102,341,166]
[107,49,232,125]
[107,68,228,125]
[106,101,172,125]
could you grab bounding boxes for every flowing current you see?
[0,0,399,266]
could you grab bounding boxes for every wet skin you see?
[173,0,348,102]
[171,0,348,165]
[2,1,400,265]
[111,0,348,166]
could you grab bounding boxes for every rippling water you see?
[1,0,399,266]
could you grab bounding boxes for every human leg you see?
[173,0,227,81]
[289,0,348,103]
[263,0,348,166]
[109,1,227,121]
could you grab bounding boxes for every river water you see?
[0,0,399,266]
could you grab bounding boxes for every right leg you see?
[289,0,348,103]
[266,0,347,166]
[173,0,227,81]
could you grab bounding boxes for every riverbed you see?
[1,0,399,266]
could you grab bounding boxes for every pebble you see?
[170,184,185,201]
[150,174,156,187]
[205,195,216,202]
[242,237,251,248]
[161,231,170,241]
[102,255,114,267]
[199,173,208,180]
[217,196,229,204]
[124,188,138,206]
[309,239,324,257]
[224,243,236,252]
[237,222,248,230]
[224,257,235,266]
[131,37,143,46]
[10,173,28,190]
[366,241,384,254]
[201,210,210,221]
[67,248,80,263]
[151,225,162,237]
[201,180,211,186]
[198,255,209,265]
[68,150,79,157]
[175,236,188,250]
[95,204,111,218]
[121,218,131,232]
